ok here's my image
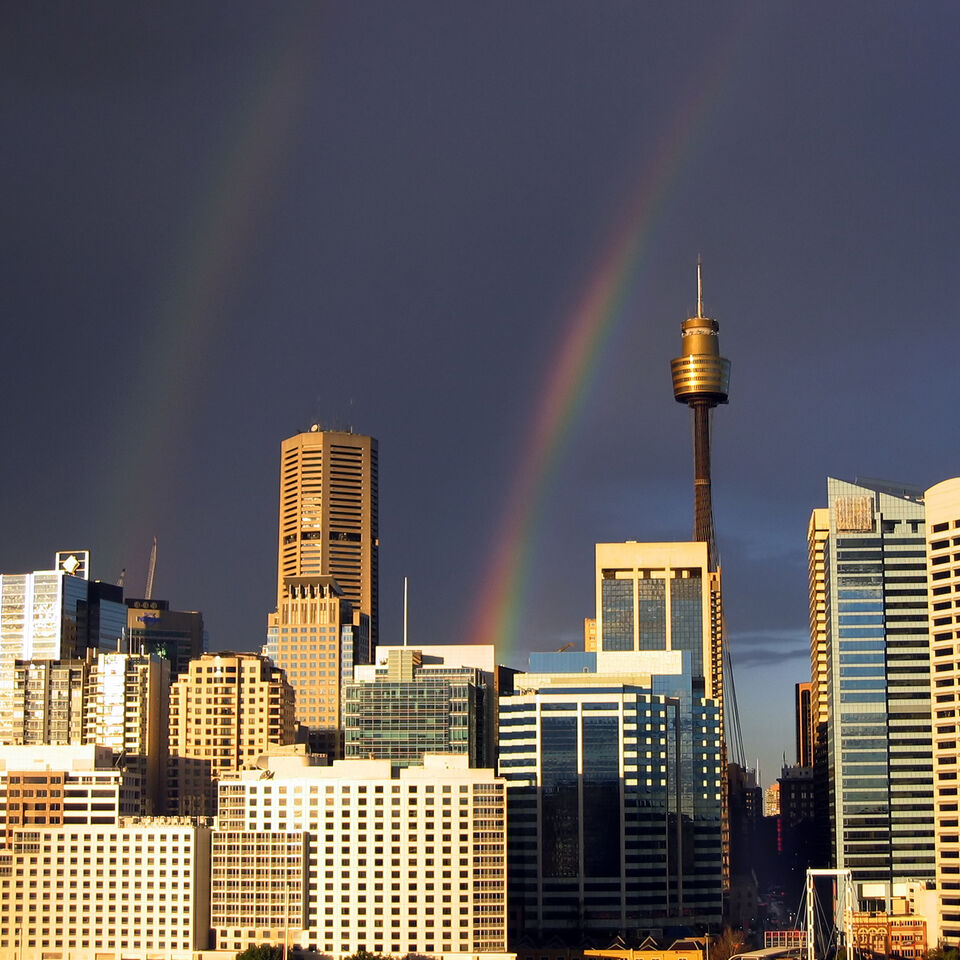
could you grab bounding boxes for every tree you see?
[235,945,284,960]
[708,928,745,960]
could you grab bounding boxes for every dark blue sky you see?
[2,2,959,782]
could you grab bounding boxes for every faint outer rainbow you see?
[462,27,748,658]
[100,8,325,574]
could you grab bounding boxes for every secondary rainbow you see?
[100,9,325,575]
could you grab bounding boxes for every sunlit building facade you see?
[168,652,295,816]
[85,652,169,814]
[212,753,508,959]
[0,745,210,960]
[266,427,378,754]
[7,658,89,745]
[925,478,960,943]
[0,555,126,743]
[344,645,498,768]
[2,653,169,814]
[275,427,379,645]
[810,477,935,887]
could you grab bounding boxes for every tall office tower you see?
[212,753,508,958]
[125,598,204,682]
[595,541,719,699]
[275,426,379,645]
[84,652,169,814]
[795,681,813,767]
[0,564,89,662]
[267,427,378,752]
[343,644,497,767]
[500,540,723,943]
[808,477,935,889]
[168,652,295,816]
[265,576,362,757]
[924,477,960,943]
[500,663,722,940]
[0,746,211,960]
[808,509,831,750]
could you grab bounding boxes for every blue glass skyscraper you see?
[811,478,935,888]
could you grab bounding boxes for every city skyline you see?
[3,3,960,784]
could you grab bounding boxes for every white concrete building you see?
[0,745,211,960]
[212,753,509,960]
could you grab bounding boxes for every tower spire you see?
[697,257,703,318]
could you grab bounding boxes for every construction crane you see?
[144,537,157,600]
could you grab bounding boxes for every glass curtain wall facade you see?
[343,668,484,767]
[500,682,721,941]
[815,477,935,886]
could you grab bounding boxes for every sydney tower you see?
[670,263,731,571]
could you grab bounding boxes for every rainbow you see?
[98,8,326,580]
[462,22,751,659]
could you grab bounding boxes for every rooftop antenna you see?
[403,577,409,647]
[697,257,704,317]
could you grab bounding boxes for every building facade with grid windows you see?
[925,478,960,943]
[343,646,497,768]
[168,652,295,816]
[211,753,509,960]
[809,477,935,890]
[266,427,378,755]
[0,745,210,960]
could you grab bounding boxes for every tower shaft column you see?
[692,400,715,567]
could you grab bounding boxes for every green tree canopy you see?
[235,945,284,960]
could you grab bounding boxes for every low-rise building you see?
[0,745,211,960]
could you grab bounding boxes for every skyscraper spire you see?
[670,262,731,570]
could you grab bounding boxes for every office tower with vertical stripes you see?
[266,426,378,754]
[808,477,935,888]
[276,427,378,645]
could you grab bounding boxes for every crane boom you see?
[144,537,157,600]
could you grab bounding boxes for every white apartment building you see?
[0,745,212,960]
[0,818,211,960]
[212,753,510,960]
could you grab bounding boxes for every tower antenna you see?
[697,258,703,318]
